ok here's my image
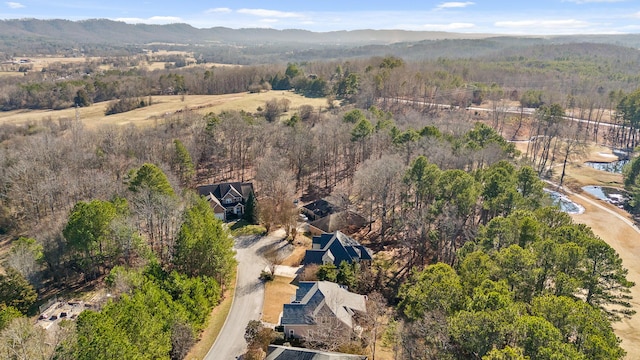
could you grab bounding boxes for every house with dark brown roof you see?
[196,182,254,221]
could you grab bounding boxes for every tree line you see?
[0,57,636,358]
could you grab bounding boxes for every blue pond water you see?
[582,186,628,206]
[582,186,607,200]
[544,189,584,214]
[584,160,629,174]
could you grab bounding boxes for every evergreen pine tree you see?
[244,191,259,225]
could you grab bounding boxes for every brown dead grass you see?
[0,71,25,78]
[0,92,330,129]
[24,56,101,71]
[560,163,623,188]
[280,234,312,267]
[552,145,640,358]
[569,195,640,358]
[262,275,297,324]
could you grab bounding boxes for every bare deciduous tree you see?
[353,154,405,240]
[255,150,297,235]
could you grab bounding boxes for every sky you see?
[1,0,640,35]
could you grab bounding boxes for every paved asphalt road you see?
[205,230,285,360]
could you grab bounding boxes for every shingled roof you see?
[303,231,373,267]
[266,345,367,360]
[196,182,253,203]
[308,211,366,234]
[280,281,366,330]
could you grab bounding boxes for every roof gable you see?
[221,184,243,200]
[281,281,366,328]
[304,231,373,266]
[197,182,254,199]
[197,182,254,210]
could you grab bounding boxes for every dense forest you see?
[0,22,638,359]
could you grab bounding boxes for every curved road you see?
[204,230,285,360]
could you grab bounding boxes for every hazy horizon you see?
[1,1,640,35]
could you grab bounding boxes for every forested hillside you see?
[0,20,638,359]
[1,18,640,62]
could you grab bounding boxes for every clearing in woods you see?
[0,91,330,129]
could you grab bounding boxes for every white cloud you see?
[435,2,475,10]
[115,16,183,25]
[6,2,24,9]
[148,16,182,23]
[260,19,279,23]
[420,22,475,31]
[205,7,232,14]
[237,8,304,18]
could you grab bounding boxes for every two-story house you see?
[197,182,254,221]
[280,281,367,339]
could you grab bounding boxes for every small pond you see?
[582,186,628,206]
[584,159,629,174]
[544,189,585,214]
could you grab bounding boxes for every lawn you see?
[229,220,267,236]
[185,269,237,360]
[280,233,311,267]
[262,275,297,324]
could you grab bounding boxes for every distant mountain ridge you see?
[0,18,499,46]
[1,18,639,62]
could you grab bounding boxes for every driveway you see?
[204,230,286,360]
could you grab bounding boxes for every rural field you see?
[0,50,240,77]
[0,91,330,129]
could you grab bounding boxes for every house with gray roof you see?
[308,211,367,236]
[303,231,373,267]
[280,281,367,339]
[302,199,338,221]
[266,345,367,360]
[196,182,254,221]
